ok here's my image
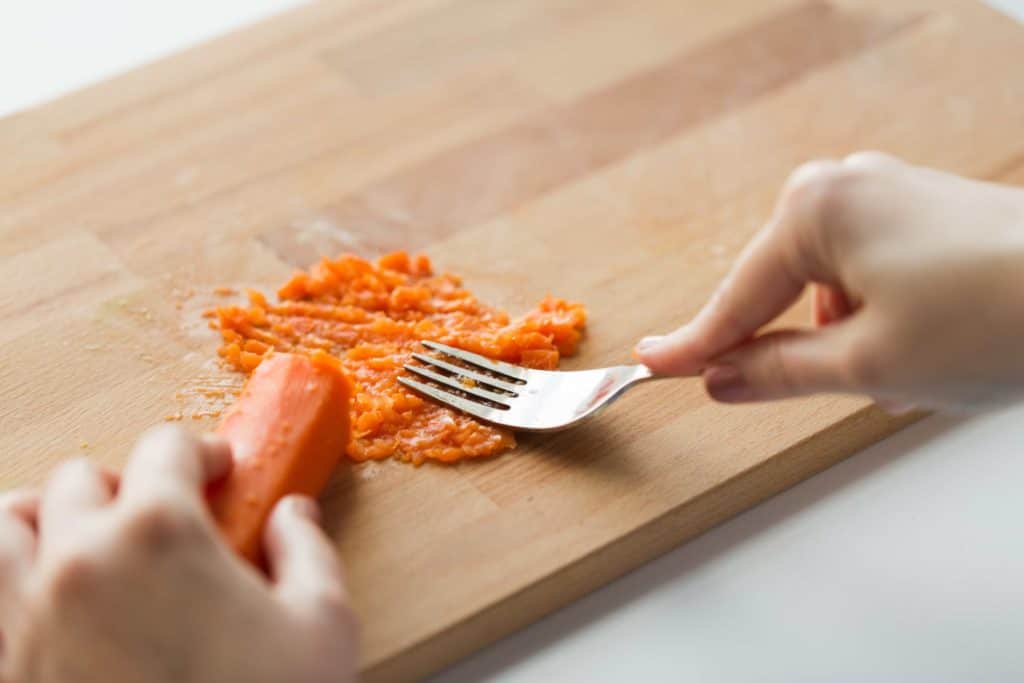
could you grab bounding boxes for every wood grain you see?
[317,2,921,255]
[2,0,1024,680]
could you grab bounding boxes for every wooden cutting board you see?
[3,0,1024,679]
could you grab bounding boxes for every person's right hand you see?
[636,152,1024,413]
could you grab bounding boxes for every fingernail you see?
[288,496,321,523]
[704,365,754,402]
[635,335,665,352]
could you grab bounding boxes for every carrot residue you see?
[209,252,586,465]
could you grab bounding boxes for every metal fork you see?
[397,341,658,432]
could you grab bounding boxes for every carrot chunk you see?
[209,352,353,563]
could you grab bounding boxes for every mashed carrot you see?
[211,252,586,465]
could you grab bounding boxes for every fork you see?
[397,341,659,432]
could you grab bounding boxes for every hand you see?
[0,426,357,683]
[636,152,1024,412]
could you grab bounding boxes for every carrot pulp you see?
[210,252,586,465]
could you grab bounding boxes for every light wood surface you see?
[3,0,1023,679]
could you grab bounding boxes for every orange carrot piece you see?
[209,352,352,564]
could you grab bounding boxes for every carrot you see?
[209,351,353,564]
[210,252,587,465]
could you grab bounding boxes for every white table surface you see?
[3,3,1023,681]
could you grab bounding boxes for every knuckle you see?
[842,150,896,171]
[0,489,24,510]
[46,550,101,602]
[815,170,856,228]
[123,502,204,550]
[783,159,852,241]
[784,159,842,201]
[136,425,200,466]
[140,423,192,446]
[797,170,883,261]
[50,456,95,483]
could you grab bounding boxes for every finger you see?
[265,496,348,620]
[39,458,115,542]
[0,489,40,530]
[0,491,41,588]
[638,160,844,375]
[702,323,860,403]
[119,426,231,512]
[0,513,35,577]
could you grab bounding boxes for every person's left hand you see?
[0,426,357,683]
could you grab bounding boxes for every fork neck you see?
[626,363,655,383]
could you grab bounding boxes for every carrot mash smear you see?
[210,252,586,465]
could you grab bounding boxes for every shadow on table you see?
[430,412,967,682]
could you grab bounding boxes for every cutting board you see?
[3,0,1024,679]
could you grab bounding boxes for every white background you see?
[2,2,1023,682]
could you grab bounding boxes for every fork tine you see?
[403,364,513,406]
[397,376,509,423]
[421,341,529,381]
[410,353,521,394]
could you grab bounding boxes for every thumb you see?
[264,496,349,621]
[701,324,858,403]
